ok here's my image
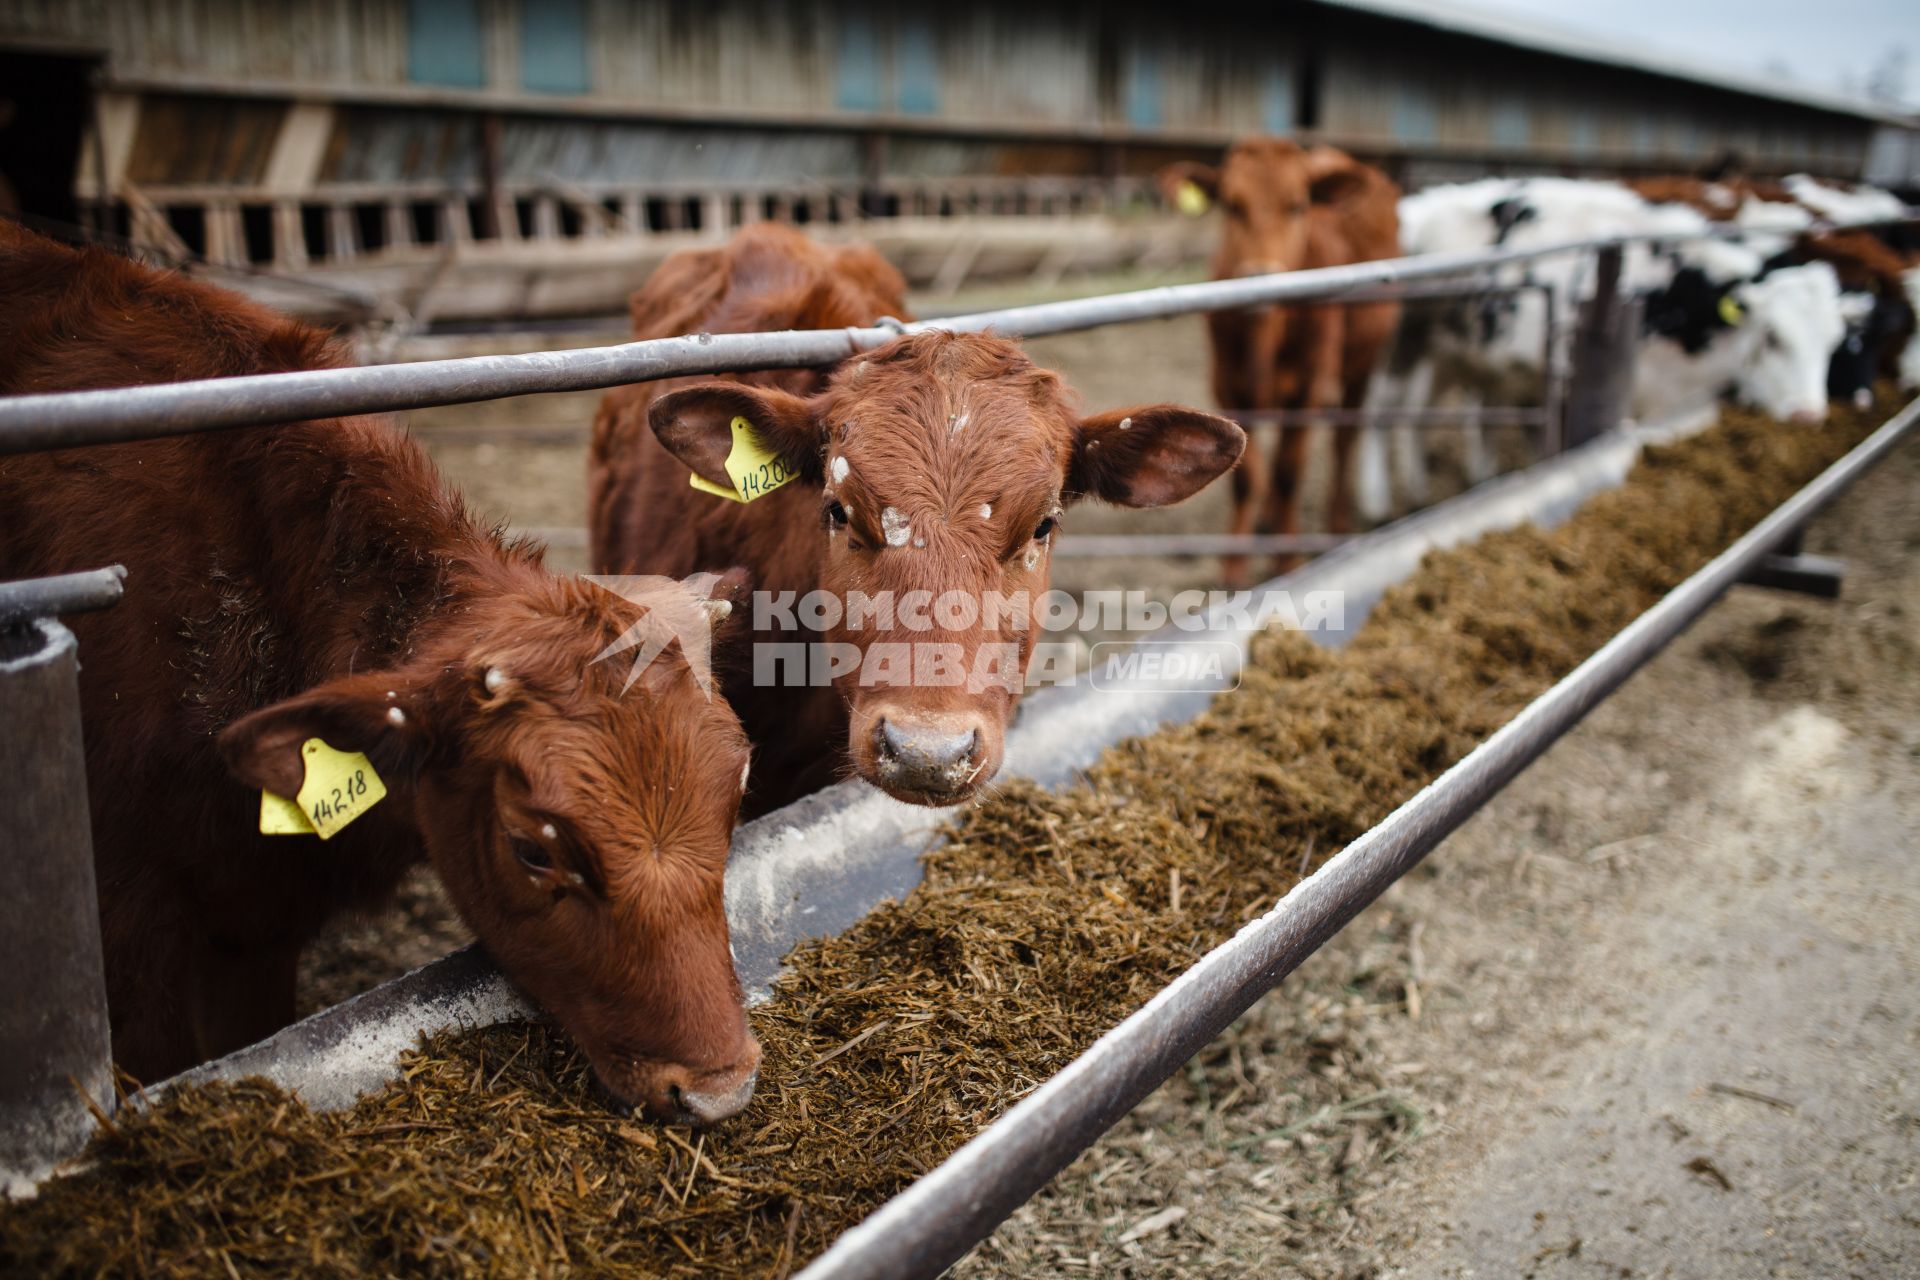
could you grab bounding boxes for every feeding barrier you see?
[0,213,1914,1271]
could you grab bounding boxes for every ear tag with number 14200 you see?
[259,737,386,840]
[688,416,796,503]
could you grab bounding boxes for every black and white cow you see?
[1357,177,1850,519]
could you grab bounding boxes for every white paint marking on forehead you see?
[979,503,993,520]
[829,455,849,484]
[541,822,557,840]
[1119,416,1133,430]
[882,506,912,548]
[912,534,926,548]
[484,667,506,693]
[386,706,406,726]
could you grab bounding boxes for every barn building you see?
[3,0,1912,318]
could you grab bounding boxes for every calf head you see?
[650,330,1244,806]
[221,569,760,1125]
[1732,261,1845,422]
[1160,138,1374,277]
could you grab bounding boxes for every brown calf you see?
[0,224,759,1124]
[1162,139,1403,585]
[592,223,1244,814]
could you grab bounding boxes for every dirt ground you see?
[956,431,1920,1279]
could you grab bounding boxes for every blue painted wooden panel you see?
[407,0,485,88]
[836,13,883,112]
[522,0,589,95]
[1633,115,1659,155]
[1567,110,1598,153]
[1261,63,1294,134]
[895,15,939,114]
[1125,47,1162,128]
[1392,84,1436,143]
[1490,98,1530,148]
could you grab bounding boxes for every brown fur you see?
[1625,175,1798,218]
[1162,140,1403,584]
[591,223,1244,813]
[0,223,759,1122]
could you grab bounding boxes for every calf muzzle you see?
[594,1037,762,1127]
[873,714,987,803]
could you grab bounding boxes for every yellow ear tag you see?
[258,738,386,840]
[1718,294,1746,327]
[688,416,797,504]
[1175,180,1211,217]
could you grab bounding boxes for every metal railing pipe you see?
[4,213,1910,454]
[797,395,1920,1279]
[0,566,128,627]
[0,234,1676,454]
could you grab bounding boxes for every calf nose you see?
[875,716,983,797]
[641,1050,759,1127]
[672,1067,758,1126]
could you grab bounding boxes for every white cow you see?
[1782,174,1909,225]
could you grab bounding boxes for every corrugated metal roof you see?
[1313,0,1912,127]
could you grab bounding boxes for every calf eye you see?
[1033,516,1057,542]
[824,500,850,528]
[511,837,553,872]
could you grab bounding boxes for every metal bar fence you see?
[0,227,1827,453]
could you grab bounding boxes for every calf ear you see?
[1068,406,1246,509]
[1305,147,1369,205]
[684,566,753,634]
[220,673,425,800]
[648,383,822,488]
[1157,161,1220,205]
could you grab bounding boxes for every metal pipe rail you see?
[0,566,128,628]
[1050,532,1351,558]
[0,230,1767,455]
[798,394,1920,1280]
[1232,405,1547,428]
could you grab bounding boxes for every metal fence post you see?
[1561,244,1642,449]
[0,572,123,1184]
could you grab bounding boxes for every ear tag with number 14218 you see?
[688,416,796,503]
[259,737,386,840]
